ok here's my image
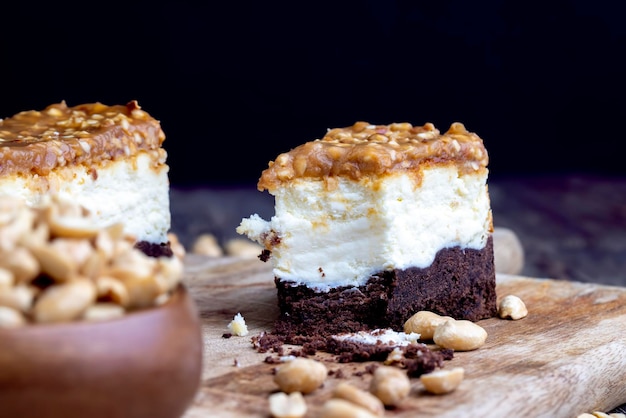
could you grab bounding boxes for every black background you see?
[1,1,625,186]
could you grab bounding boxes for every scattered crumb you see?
[222,333,233,339]
[227,313,249,336]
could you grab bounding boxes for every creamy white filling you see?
[333,329,421,347]
[0,153,170,243]
[238,166,491,290]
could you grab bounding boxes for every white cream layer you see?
[238,166,491,291]
[333,329,421,347]
[0,152,170,243]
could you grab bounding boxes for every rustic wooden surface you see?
[179,255,626,418]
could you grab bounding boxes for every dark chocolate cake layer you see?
[135,241,173,258]
[274,236,496,338]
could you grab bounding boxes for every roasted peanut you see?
[268,391,307,418]
[33,279,97,323]
[333,382,384,417]
[0,285,35,313]
[498,295,528,320]
[369,366,411,407]
[420,367,464,394]
[191,234,223,257]
[274,358,328,394]
[404,310,454,340]
[433,319,488,351]
[320,398,379,418]
[0,268,14,288]
[224,238,263,258]
[0,306,26,328]
[0,247,39,283]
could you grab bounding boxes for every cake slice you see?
[0,101,171,256]
[237,121,496,337]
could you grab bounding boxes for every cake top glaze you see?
[258,121,489,192]
[0,101,166,176]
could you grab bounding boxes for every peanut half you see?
[433,319,488,351]
[420,367,465,395]
[498,294,528,320]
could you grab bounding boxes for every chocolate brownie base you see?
[274,236,496,339]
[134,241,173,258]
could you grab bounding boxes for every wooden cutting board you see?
[180,254,626,418]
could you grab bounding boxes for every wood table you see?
[179,255,626,418]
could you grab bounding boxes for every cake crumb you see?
[227,313,249,336]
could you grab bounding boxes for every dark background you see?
[1,1,625,187]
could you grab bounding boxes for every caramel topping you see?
[258,121,489,191]
[0,101,165,176]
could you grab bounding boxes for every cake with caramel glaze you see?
[0,101,172,256]
[237,121,497,338]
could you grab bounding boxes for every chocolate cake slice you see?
[238,121,496,338]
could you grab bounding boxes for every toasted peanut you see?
[498,295,528,320]
[33,279,97,323]
[420,367,465,394]
[333,382,384,417]
[433,319,487,351]
[0,247,40,283]
[122,274,163,310]
[191,234,223,257]
[0,208,36,251]
[30,244,76,282]
[167,232,186,259]
[95,277,130,307]
[155,256,184,293]
[0,306,26,328]
[0,268,14,288]
[320,399,379,418]
[404,311,454,340]
[0,285,35,313]
[224,238,263,258]
[274,358,328,394]
[47,212,101,239]
[268,392,307,418]
[369,366,411,407]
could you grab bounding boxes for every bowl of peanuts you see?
[0,196,203,418]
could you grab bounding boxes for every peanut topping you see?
[0,101,165,176]
[258,121,489,191]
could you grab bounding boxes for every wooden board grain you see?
[180,254,626,418]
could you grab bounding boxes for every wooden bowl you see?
[0,285,203,418]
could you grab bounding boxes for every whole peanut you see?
[369,366,411,407]
[274,358,328,394]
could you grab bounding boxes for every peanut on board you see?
[498,294,528,320]
[273,358,328,394]
[268,391,307,418]
[433,319,488,351]
[404,310,454,340]
[420,367,465,395]
[333,382,384,417]
[369,366,411,407]
[319,398,379,418]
